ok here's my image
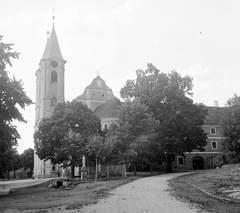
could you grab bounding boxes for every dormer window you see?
[51,71,57,82]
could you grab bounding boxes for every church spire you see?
[42,16,63,60]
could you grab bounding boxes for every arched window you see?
[51,97,57,106]
[51,71,58,82]
[104,123,108,130]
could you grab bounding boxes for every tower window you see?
[51,71,58,82]
[51,97,57,106]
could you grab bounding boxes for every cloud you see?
[178,65,237,106]
[106,70,137,98]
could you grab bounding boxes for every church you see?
[33,20,224,178]
[33,20,121,178]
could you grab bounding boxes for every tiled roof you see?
[94,97,121,118]
[204,106,226,125]
[42,26,63,60]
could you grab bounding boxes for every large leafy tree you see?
[20,148,34,177]
[34,101,101,177]
[0,35,32,178]
[221,94,240,163]
[120,64,208,172]
[109,99,158,175]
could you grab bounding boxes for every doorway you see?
[192,156,204,170]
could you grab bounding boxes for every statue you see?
[82,155,86,168]
[81,155,86,181]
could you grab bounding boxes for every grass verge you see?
[0,172,160,212]
[169,164,240,213]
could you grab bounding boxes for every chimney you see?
[213,100,219,107]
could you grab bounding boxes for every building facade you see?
[157,106,224,171]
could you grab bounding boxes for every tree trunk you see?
[166,154,173,173]
[149,162,153,174]
[71,165,75,178]
[95,156,98,182]
[107,165,109,179]
[123,162,127,178]
[133,163,137,176]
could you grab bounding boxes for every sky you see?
[1,0,240,153]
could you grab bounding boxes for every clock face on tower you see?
[50,60,58,68]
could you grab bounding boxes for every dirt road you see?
[77,173,204,213]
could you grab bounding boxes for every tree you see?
[20,148,34,177]
[86,135,113,181]
[221,94,240,163]
[34,101,101,177]
[109,99,158,175]
[0,147,22,179]
[120,64,208,172]
[0,35,32,178]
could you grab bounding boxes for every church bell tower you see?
[34,16,66,178]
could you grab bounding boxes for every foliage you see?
[86,135,113,163]
[105,99,159,175]
[20,148,34,176]
[221,94,240,163]
[86,134,113,181]
[120,64,208,172]
[0,35,32,178]
[34,101,101,169]
[0,147,22,179]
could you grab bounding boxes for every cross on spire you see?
[96,70,101,75]
[52,8,55,26]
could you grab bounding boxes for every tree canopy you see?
[120,64,208,172]
[117,100,158,166]
[20,148,34,177]
[0,35,32,178]
[221,94,240,163]
[34,101,102,175]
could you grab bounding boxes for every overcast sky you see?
[2,0,240,153]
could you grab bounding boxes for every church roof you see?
[94,97,121,118]
[42,25,64,60]
[76,75,113,99]
[87,75,112,91]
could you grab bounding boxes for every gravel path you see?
[3,173,205,213]
[77,173,204,213]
